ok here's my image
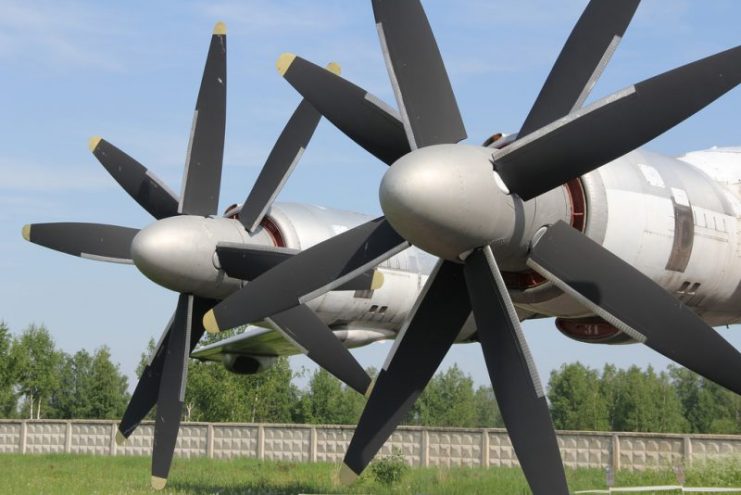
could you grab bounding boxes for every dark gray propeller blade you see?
[496,45,741,201]
[240,63,342,232]
[216,244,299,279]
[215,243,381,292]
[270,305,371,395]
[464,247,568,494]
[528,221,741,396]
[239,99,321,232]
[212,243,374,394]
[372,0,466,148]
[278,54,410,165]
[518,0,641,138]
[178,22,227,217]
[117,297,214,443]
[341,261,471,482]
[150,294,208,490]
[22,222,138,264]
[204,217,408,332]
[89,137,179,220]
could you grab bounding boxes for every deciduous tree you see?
[408,364,478,427]
[548,363,610,431]
[11,325,61,419]
[0,322,17,417]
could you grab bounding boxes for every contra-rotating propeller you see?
[22,23,371,489]
[203,1,741,493]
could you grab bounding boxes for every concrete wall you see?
[0,420,739,471]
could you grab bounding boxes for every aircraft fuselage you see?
[131,146,741,345]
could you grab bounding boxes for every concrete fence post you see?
[109,422,117,456]
[611,433,621,472]
[207,424,214,459]
[421,429,429,467]
[481,429,490,468]
[19,421,27,454]
[683,435,692,467]
[309,427,317,463]
[257,425,265,460]
[65,422,72,454]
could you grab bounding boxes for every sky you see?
[1,0,740,393]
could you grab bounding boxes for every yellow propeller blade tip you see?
[276,53,296,77]
[203,310,220,334]
[326,62,341,76]
[151,476,167,490]
[21,224,31,242]
[88,136,102,153]
[213,21,227,35]
[371,271,385,290]
[115,430,126,446]
[339,463,359,485]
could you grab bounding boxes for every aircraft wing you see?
[191,326,301,362]
[191,325,395,363]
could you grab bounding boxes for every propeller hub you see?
[380,144,515,261]
[131,216,247,298]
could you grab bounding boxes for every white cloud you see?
[0,0,126,71]
[632,0,691,32]
[0,157,113,192]
[195,0,349,34]
[450,0,586,27]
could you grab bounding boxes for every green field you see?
[2,454,740,495]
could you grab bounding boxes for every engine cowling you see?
[332,329,395,348]
[222,354,276,375]
[555,317,637,345]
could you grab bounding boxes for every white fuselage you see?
[519,147,741,327]
[143,146,741,345]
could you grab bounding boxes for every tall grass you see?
[1,454,739,494]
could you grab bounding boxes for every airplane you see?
[19,1,741,494]
[197,0,741,494]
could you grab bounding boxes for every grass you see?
[1,454,740,494]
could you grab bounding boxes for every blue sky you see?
[1,0,740,391]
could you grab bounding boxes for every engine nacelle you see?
[555,317,637,345]
[332,329,395,348]
[222,354,276,375]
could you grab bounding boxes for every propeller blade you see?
[270,305,371,395]
[178,22,227,217]
[239,63,345,232]
[214,244,374,395]
[518,0,641,138]
[203,217,408,332]
[496,45,741,201]
[89,137,179,219]
[151,294,204,489]
[372,0,466,148]
[22,222,138,264]
[528,221,741,396]
[464,247,568,495]
[216,243,298,280]
[277,54,410,165]
[117,297,214,442]
[341,260,471,482]
[215,243,383,292]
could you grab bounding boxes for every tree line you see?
[0,322,738,434]
[0,323,129,419]
[549,362,741,434]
